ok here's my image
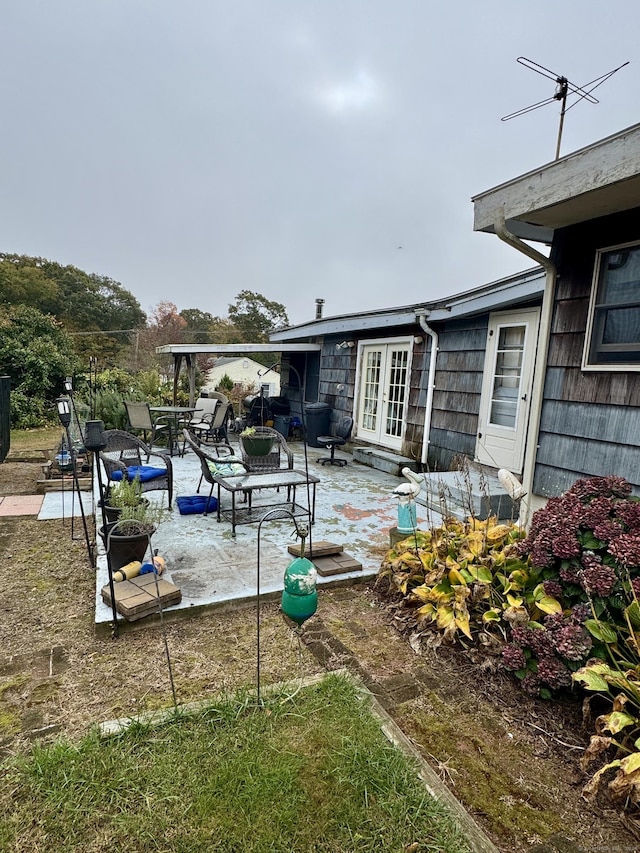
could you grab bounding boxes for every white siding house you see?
[203,357,280,397]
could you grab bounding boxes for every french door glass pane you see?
[385,350,408,437]
[363,351,381,430]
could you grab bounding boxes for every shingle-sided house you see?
[472,121,640,520]
[271,123,640,525]
[270,267,545,480]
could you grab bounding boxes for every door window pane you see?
[489,326,525,429]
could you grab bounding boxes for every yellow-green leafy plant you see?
[573,661,640,809]
[572,598,640,811]
[378,517,531,643]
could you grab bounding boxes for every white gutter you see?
[416,311,438,467]
[494,208,557,526]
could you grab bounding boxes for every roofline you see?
[270,266,544,341]
[472,121,640,241]
[269,306,419,341]
[156,343,322,355]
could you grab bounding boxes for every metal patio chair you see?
[182,429,245,511]
[124,401,172,453]
[190,398,232,447]
[238,426,294,474]
[99,429,174,507]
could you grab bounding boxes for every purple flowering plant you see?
[502,476,640,698]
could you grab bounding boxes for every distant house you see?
[270,267,545,476]
[472,121,640,519]
[202,356,280,398]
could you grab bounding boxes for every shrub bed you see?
[377,476,640,815]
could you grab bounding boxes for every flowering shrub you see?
[378,476,640,817]
[520,476,640,595]
[502,476,640,698]
[502,611,594,697]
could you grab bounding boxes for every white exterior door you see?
[476,308,540,474]
[357,341,411,451]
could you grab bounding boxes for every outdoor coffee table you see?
[213,468,320,537]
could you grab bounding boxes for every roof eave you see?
[472,122,640,242]
[271,267,545,342]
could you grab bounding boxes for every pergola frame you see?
[155,343,321,405]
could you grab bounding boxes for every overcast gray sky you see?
[1,1,638,326]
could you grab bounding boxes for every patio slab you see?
[94,441,441,629]
[0,494,44,516]
[38,490,95,520]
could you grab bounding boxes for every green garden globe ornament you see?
[281,528,317,626]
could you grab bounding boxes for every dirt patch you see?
[0,460,46,495]
[314,589,639,853]
[0,451,638,853]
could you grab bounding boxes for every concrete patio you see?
[94,439,437,629]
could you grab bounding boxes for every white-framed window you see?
[583,240,640,370]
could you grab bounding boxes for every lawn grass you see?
[9,425,61,453]
[0,674,471,853]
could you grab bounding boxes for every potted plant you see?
[99,486,164,571]
[240,426,275,457]
[103,476,147,524]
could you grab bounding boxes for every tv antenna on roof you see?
[502,56,629,161]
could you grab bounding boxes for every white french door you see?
[357,341,411,451]
[476,308,540,473]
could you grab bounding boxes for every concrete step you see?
[351,445,519,523]
[415,469,518,522]
[352,446,419,478]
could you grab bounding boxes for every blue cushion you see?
[176,495,218,515]
[111,465,167,483]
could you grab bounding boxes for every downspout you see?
[416,311,438,467]
[494,208,557,526]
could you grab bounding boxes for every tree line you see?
[0,253,289,428]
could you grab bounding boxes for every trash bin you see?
[273,415,291,438]
[304,402,331,447]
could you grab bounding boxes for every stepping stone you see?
[0,495,44,516]
[287,540,361,576]
[313,553,362,577]
[288,540,344,558]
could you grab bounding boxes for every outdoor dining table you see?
[212,468,320,537]
[150,406,197,456]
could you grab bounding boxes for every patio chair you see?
[317,416,353,467]
[238,426,294,474]
[190,398,232,447]
[124,401,172,453]
[178,397,217,453]
[99,429,174,507]
[188,397,218,429]
[182,429,246,512]
[207,391,230,405]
